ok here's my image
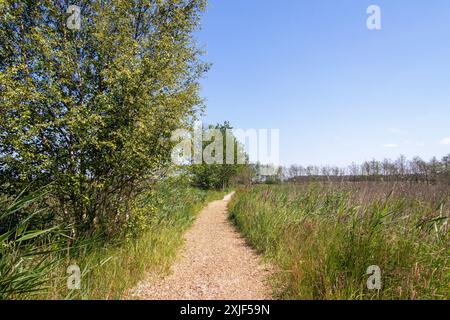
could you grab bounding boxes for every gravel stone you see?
[131,193,272,300]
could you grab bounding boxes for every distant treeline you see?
[283,155,450,184]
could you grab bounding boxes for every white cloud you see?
[383,143,399,148]
[440,137,450,145]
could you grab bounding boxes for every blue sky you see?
[196,0,450,166]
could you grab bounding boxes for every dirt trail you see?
[131,192,272,300]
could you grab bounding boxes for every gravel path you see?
[131,192,272,300]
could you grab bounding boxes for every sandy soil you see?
[131,192,272,300]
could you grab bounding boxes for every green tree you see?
[190,122,251,190]
[0,0,208,234]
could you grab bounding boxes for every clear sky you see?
[196,0,450,167]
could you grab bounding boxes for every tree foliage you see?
[189,122,253,190]
[0,0,208,233]
[285,154,450,184]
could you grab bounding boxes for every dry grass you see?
[229,182,449,300]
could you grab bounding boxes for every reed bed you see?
[229,182,449,300]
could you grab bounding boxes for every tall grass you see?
[0,187,67,299]
[229,182,449,300]
[41,178,226,300]
[1,178,225,300]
